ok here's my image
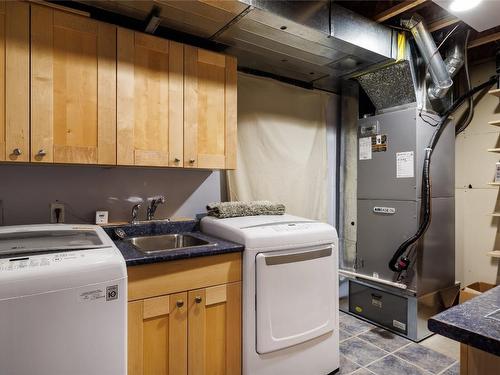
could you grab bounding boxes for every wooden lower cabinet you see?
[188,283,242,375]
[128,293,188,375]
[127,253,242,375]
[460,344,500,375]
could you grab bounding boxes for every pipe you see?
[339,270,408,290]
[402,14,453,100]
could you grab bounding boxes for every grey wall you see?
[0,164,222,225]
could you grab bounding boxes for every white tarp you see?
[227,73,333,221]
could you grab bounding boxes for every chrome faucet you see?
[147,196,166,221]
[130,204,141,224]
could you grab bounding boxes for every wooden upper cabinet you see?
[128,293,188,375]
[0,1,29,162]
[184,46,237,169]
[117,29,184,167]
[30,5,117,165]
[188,282,242,375]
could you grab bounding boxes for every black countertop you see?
[428,285,500,356]
[104,220,243,266]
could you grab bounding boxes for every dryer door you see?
[255,245,336,354]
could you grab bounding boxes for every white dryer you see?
[201,214,339,375]
[0,224,127,375]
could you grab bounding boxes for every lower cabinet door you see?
[128,292,188,375]
[188,282,242,375]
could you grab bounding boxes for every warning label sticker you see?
[372,134,387,152]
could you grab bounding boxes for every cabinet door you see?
[128,293,188,375]
[184,46,237,169]
[188,282,241,375]
[117,29,183,167]
[0,1,29,162]
[31,5,116,164]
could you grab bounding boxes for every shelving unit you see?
[487,88,500,259]
[487,250,500,258]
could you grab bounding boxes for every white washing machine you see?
[0,224,127,375]
[201,214,339,375]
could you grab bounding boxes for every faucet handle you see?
[147,196,166,220]
[131,203,141,224]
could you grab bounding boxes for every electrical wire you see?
[389,75,499,272]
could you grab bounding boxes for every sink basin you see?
[124,234,214,254]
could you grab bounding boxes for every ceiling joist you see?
[468,31,500,49]
[427,15,460,32]
[374,0,428,23]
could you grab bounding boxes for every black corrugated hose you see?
[389,75,499,272]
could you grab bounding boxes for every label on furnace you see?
[396,151,414,178]
[359,137,372,160]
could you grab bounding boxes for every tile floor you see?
[338,311,460,375]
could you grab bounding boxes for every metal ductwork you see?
[78,0,399,93]
[402,14,454,101]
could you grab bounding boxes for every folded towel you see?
[206,201,286,219]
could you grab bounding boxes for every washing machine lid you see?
[201,214,337,251]
[0,224,113,256]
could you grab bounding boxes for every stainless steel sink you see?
[124,234,214,254]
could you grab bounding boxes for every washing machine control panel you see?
[0,251,94,271]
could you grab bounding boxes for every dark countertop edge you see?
[428,318,500,356]
[124,241,244,266]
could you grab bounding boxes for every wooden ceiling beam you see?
[468,31,500,49]
[427,15,460,32]
[374,0,429,23]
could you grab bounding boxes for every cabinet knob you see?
[189,159,195,164]
[194,296,202,304]
[37,149,47,157]
[176,300,184,308]
[174,157,180,163]
[12,148,22,156]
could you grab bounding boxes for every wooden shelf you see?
[488,182,500,186]
[487,250,500,258]
[489,89,500,97]
[489,120,500,126]
[487,148,500,153]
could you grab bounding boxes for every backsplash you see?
[0,164,222,225]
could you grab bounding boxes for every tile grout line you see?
[435,361,459,375]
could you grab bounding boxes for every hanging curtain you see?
[227,73,332,221]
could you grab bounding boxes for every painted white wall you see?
[455,59,500,285]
